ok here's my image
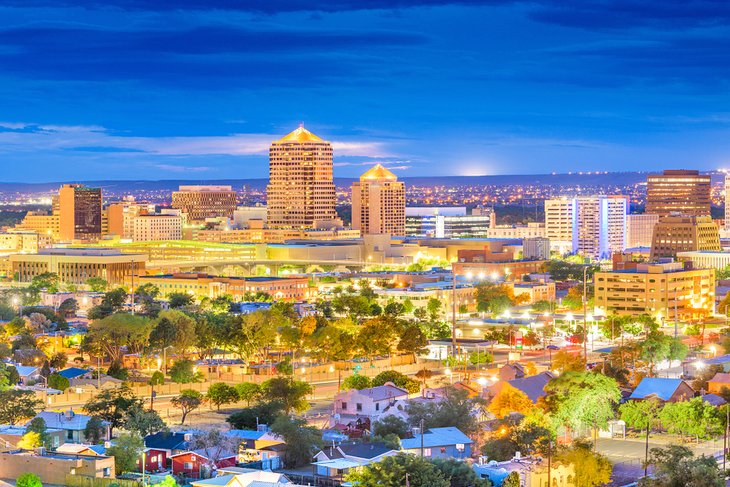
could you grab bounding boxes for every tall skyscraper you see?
[544,197,574,254]
[352,164,405,236]
[58,184,102,241]
[725,173,730,230]
[171,185,237,223]
[267,125,339,229]
[572,196,628,260]
[646,169,711,217]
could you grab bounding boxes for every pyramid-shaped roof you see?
[276,124,324,143]
[361,163,397,181]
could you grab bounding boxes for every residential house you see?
[57,367,89,381]
[32,410,110,444]
[332,384,410,429]
[226,429,285,468]
[14,365,40,385]
[312,442,399,481]
[486,372,555,404]
[628,378,695,403]
[473,457,574,487]
[141,431,192,472]
[400,427,472,459]
[171,448,238,479]
[56,443,106,456]
[190,469,299,487]
[701,393,727,407]
[498,363,525,381]
[707,372,730,395]
[0,425,65,451]
[57,367,121,392]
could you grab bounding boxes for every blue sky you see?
[1,1,730,181]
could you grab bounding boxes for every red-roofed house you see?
[171,449,237,479]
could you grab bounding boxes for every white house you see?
[332,384,409,428]
[313,442,399,481]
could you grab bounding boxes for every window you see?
[103,467,111,477]
[67,430,73,440]
[184,462,193,470]
[341,402,347,411]
[375,403,380,411]
[423,448,432,457]
[356,403,363,412]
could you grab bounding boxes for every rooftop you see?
[275,125,324,144]
[361,164,397,181]
[629,378,687,401]
[400,427,472,449]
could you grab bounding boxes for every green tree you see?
[620,398,662,474]
[260,377,312,414]
[347,454,450,487]
[125,406,167,437]
[226,401,285,430]
[556,440,611,487]
[341,374,372,391]
[18,431,42,450]
[502,472,520,487]
[83,386,143,436]
[150,310,196,354]
[475,283,517,315]
[85,313,152,362]
[83,416,105,444]
[270,415,322,468]
[171,389,204,425]
[48,373,70,391]
[48,352,67,370]
[0,390,42,424]
[488,385,533,419]
[640,444,723,487]
[107,433,144,475]
[373,415,410,439]
[85,277,108,293]
[26,417,51,449]
[397,323,429,358]
[309,325,354,362]
[542,371,620,434]
[206,383,239,410]
[431,458,491,487]
[234,382,261,406]
[659,397,723,441]
[372,370,420,393]
[168,292,194,308]
[169,359,203,384]
[30,272,60,293]
[16,473,42,487]
[355,316,398,358]
[57,298,78,318]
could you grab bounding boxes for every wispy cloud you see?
[152,164,212,173]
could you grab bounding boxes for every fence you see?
[64,475,140,487]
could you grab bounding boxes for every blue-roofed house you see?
[400,427,472,459]
[14,365,40,385]
[628,378,694,403]
[313,442,399,481]
[226,428,285,467]
[32,410,110,443]
[57,367,89,380]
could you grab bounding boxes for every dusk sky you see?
[2,1,730,181]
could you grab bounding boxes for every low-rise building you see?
[628,378,694,403]
[313,442,399,481]
[593,261,715,319]
[132,214,183,241]
[400,427,472,459]
[0,450,114,484]
[332,384,410,427]
[33,410,110,444]
[137,273,310,301]
[650,214,720,260]
[171,448,238,479]
[511,281,556,305]
[474,456,574,487]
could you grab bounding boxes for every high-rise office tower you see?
[58,184,102,241]
[544,197,574,254]
[267,125,339,229]
[352,164,405,236]
[171,186,237,223]
[625,213,660,249]
[725,173,730,229]
[646,170,711,217]
[572,196,628,260]
[650,214,720,260]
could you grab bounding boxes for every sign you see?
[514,331,523,350]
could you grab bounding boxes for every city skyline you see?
[2,2,730,181]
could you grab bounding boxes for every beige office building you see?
[626,213,660,249]
[58,184,103,241]
[10,248,146,286]
[132,215,183,241]
[172,185,237,223]
[266,125,340,229]
[106,197,156,238]
[650,214,720,260]
[544,198,573,254]
[13,212,60,240]
[594,261,715,319]
[352,164,405,236]
[0,232,53,254]
[646,170,711,217]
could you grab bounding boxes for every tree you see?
[168,292,194,308]
[347,454,450,487]
[270,415,322,468]
[150,310,196,354]
[48,352,67,370]
[372,370,420,394]
[488,384,534,419]
[502,472,520,487]
[158,476,178,487]
[30,272,60,293]
[171,389,204,425]
[0,390,43,424]
[659,397,723,441]
[542,371,620,434]
[620,398,662,475]
[431,458,491,487]
[551,350,585,373]
[260,377,312,414]
[86,277,108,293]
[397,323,429,358]
[426,297,443,321]
[309,325,354,362]
[405,387,483,435]
[169,359,203,384]
[475,283,517,315]
[48,373,70,391]
[206,383,239,410]
[373,415,410,439]
[85,313,152,362]
[556,440,611,487]
[26,417,51,449]
[640,444,723,487]
[226,401,285,430]
[341,374,372,391]
[83,416,105,444]
[17,431,42,450]
[355,317,398,359]
[126,406,167,437]
[234,382,261,406]
[88,288,129,319]
[83,386,143,436]
[16,473,42,487]
[189,429,241,470]
[107,433,144,475]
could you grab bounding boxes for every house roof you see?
[507,372,555,403]
[702,393,727,406]
[629,378,687,401]
[14,366,39,378]
[400,427,473,450]
[173,448,237,460]
[312,458,365,470]
[351,384,409,402]
[338,442,395,460]
[709,373,730,385]
[227,430,266,441]
[144,431,190,451]
[57,367,88,379]
[56,443,101,455]
[33,411,102,431]
[704,354,730,366]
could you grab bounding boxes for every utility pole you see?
[420,418,425,458]
[130,259,135,315]
[451,272,457,355]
